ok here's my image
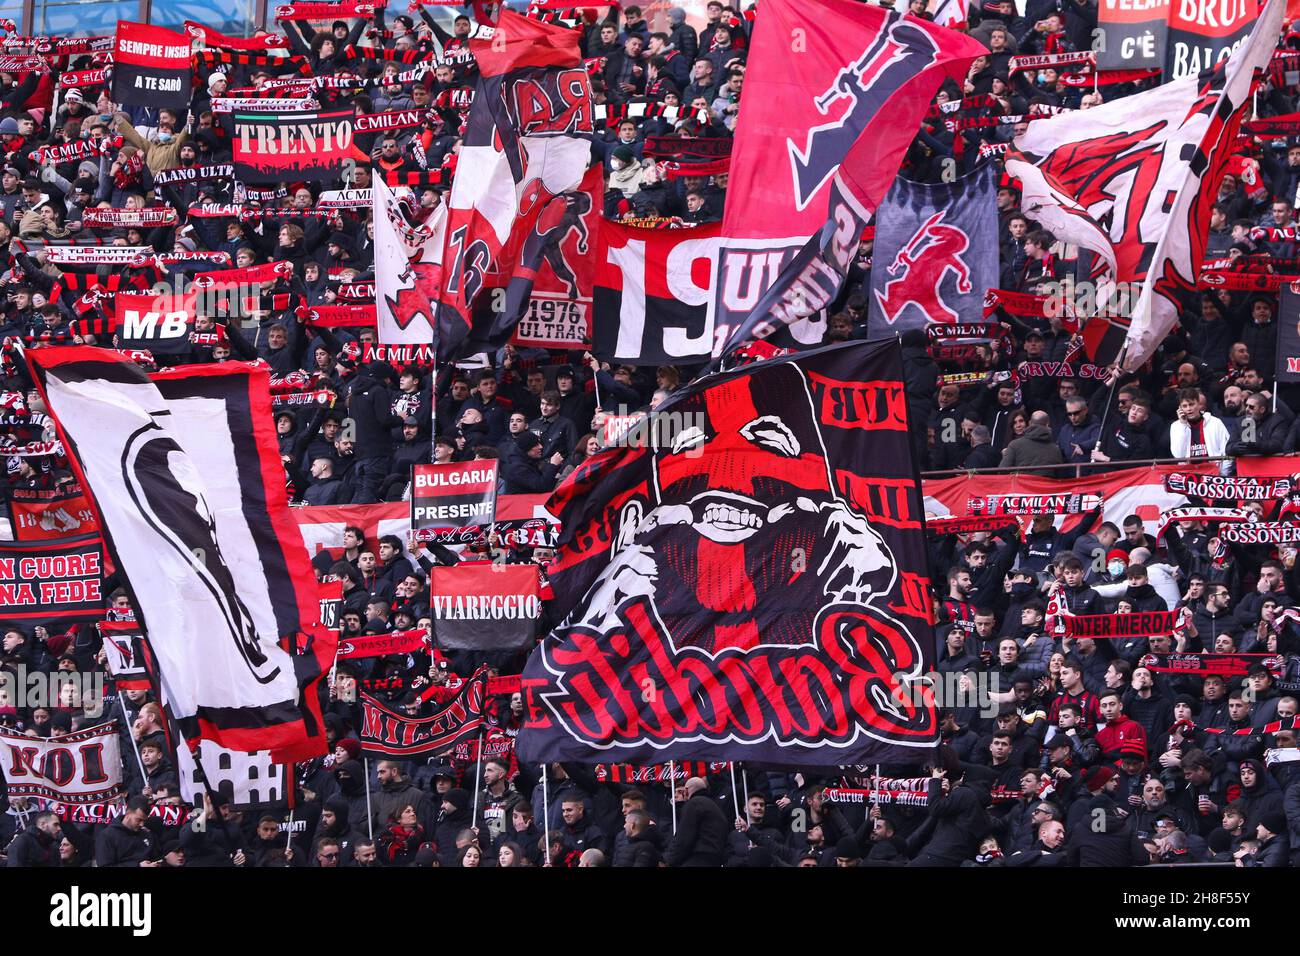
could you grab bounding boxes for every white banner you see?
[0,722,123,805]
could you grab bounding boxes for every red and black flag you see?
[593,220,723,367]
[112,291,198,356]
[712,0,988,358]
[437,10,595,361]
[1007,0,1283,371]
[517,339,938,766]
[430,563,540,652]
[867,163,999,335]
[411,461,498,540]
[111,21,192,109]
[0,534,105,631]
[232,107,355,184]
[359,667,491,757]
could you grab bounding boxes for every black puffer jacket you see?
[664,791,729,867]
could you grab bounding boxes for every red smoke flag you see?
[712,0,988,357]
[437,10,595,361]
[1008,0,1283,370]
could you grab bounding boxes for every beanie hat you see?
[1106,548,1129,567]
[0,117,18,134]
[1084,765,1116,793]
[612,145,636,165]
[1117,737,1148,759]
[514,430,541,452]
[1260,811,1287,836]
[337,737,361,761]
[833,837,861,858]
[444,788,470,811]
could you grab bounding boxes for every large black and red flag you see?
[0,534,104,631]
[232,107,355,184]
[437,10,595,361]
[1007,0,1283,370]
[411,461,498,540]
[430,563,540,651]
[516,339,939,766]
[711,0,988,358]
[111,21,192,109]
[26,350,336,761]
[593,220,723,366]
[867,163,998,336]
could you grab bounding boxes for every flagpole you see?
[541,762,550,866]
[669,759,677,833]
[470,727,486,829]
[363,756,374,841]
[740,763,749,809]
[286,809,294,859]
[729,762,741,821]
[118,691,149,788]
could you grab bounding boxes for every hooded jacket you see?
[999,423,1066,475]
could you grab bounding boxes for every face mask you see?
[158,132,172,142]
[611,159,625,171]
[1108,560,1127,576]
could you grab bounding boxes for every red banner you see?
[112,21,192,109]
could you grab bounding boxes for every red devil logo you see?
[873,210,971,325]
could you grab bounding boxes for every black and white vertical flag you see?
[27,349,335,761]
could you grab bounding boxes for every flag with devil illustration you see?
[437,10,594,361]
[867,163,997,335]
[516,340,939,765]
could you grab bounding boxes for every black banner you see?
[232,108,355,184]
[1278,284,1300,384]
[0,534,104,629]
[430,564,540,651]
[517,340,937,766]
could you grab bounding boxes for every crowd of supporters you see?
[0,0,1298,867]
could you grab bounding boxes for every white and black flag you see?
[27,349,335,761]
